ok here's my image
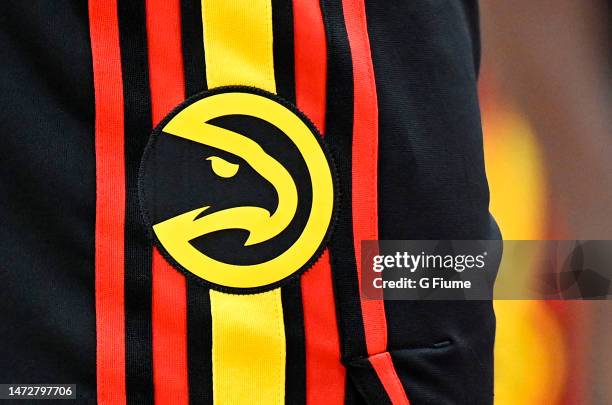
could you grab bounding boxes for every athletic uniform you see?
[0,0,499,404]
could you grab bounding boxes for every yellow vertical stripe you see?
[201,0,276,93]
[210,290,286,404]
[201,0,285,404]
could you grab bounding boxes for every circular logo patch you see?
[139,87,336,292]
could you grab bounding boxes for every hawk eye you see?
[207,156,239,178]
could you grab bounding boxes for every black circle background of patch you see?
[138,86,339,294]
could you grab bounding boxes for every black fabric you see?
[272,0,296,104]
[345,380,369,405]
[389,342,494,405]
[344,358,393,405]
[365,1,500,404]
[0,1,96,402]
[181,0,207,95]
[281,281,306,405]
[181,5,213,402]
[187,281,213,405]
[117,1,155,402]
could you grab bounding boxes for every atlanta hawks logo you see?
[139,87,336,292]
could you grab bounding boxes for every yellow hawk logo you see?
[141,89,335,291]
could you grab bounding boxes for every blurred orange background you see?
[479,68,608,404]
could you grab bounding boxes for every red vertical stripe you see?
[342,0,385,357]
[342,0,411,403]
[145,1,189,404]
[294,0,327,133]
[150,251,188,404]
[301,253,345,405]
[295,1,346,404]
[89,0,127,403]
[370,353,410,405]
